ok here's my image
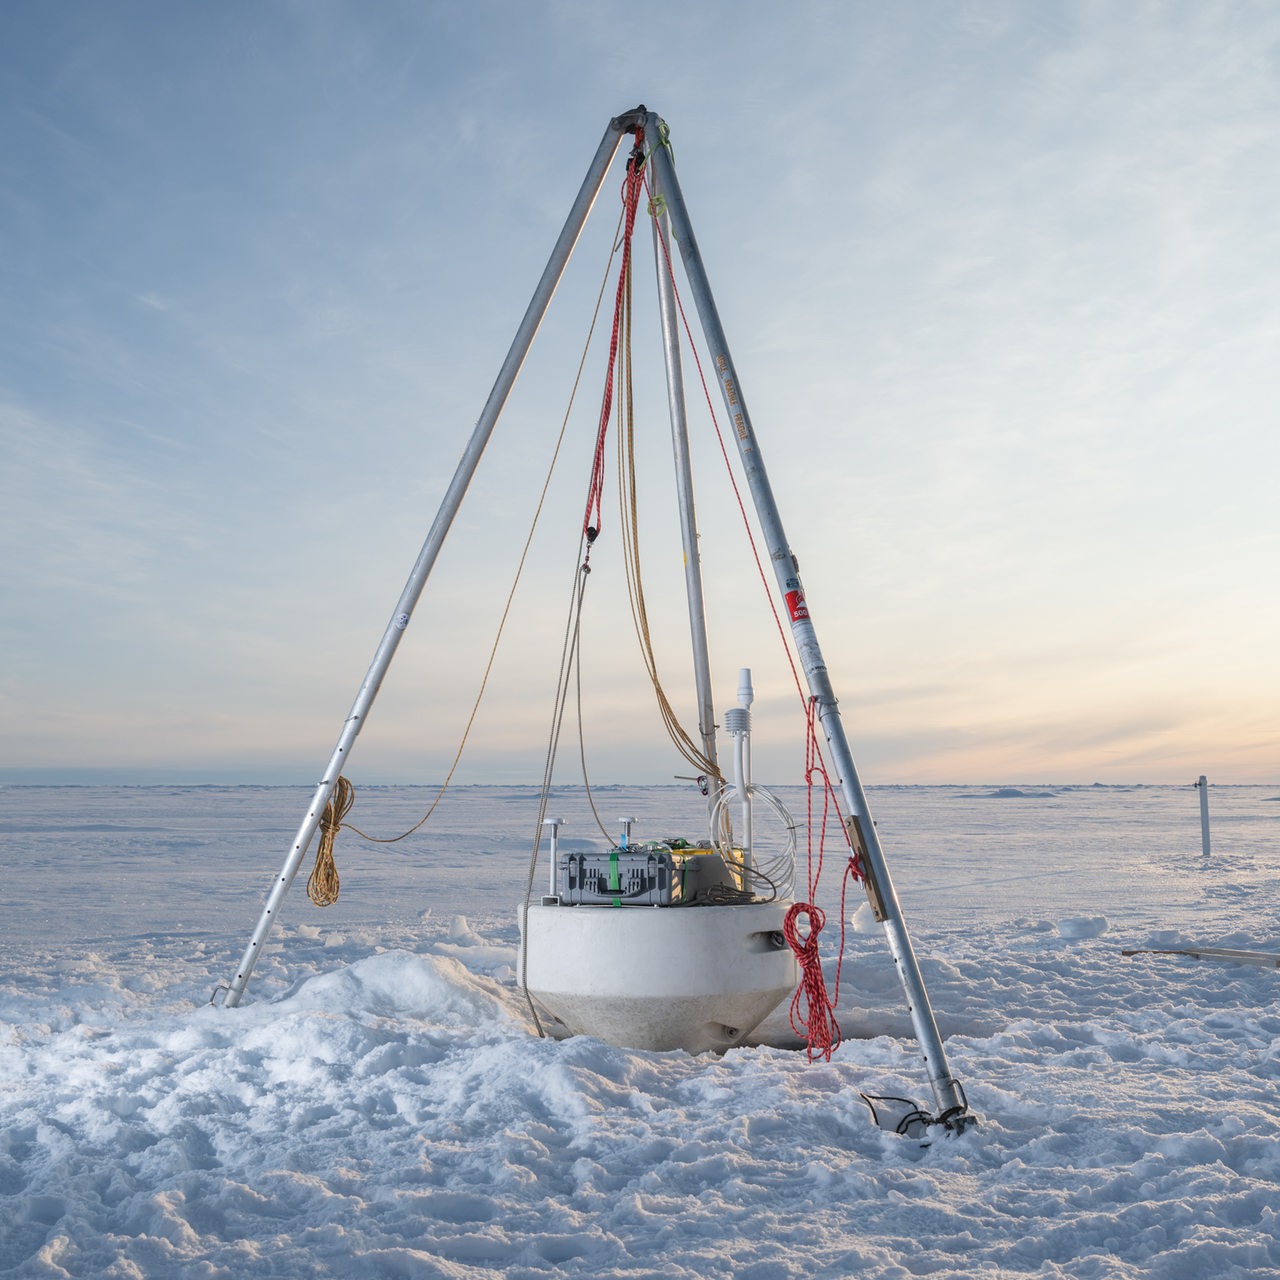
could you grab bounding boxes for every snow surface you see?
[2,782,1279,1278]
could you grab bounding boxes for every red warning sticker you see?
[785,589,810,622]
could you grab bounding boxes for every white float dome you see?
[520,901,798,1054]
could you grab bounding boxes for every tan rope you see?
[307,775,354,906]
[614,255,722,783]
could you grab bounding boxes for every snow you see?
[2,782,1278,1278]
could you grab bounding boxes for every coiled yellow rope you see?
[307,775,354,906]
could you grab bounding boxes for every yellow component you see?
[670,843,747,893]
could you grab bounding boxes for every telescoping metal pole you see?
[643,112,972,1129]
[219,108,647,1008]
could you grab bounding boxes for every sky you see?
[2,0,1278,787]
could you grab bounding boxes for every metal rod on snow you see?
[219,108,647,1008]
[643,112,972,1128]
[650,165,722,815]
[1197,775,1211,857]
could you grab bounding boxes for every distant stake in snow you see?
[216,106,975,1137]
[1196,775,1211,857]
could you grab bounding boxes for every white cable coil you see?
[707,783,797,900]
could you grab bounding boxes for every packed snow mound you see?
[270,949,518,1027]
[1058,915,1109,939]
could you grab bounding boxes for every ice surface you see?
[2,782,1278,1277]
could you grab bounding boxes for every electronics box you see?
[559,840,740,906]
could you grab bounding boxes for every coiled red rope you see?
[783,901,840,1062]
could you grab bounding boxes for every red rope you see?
[783,902,840,1062]
[582,131,646,548]
[804,697,830,896]
[780,699,842,1061]
[802,696,866,1019]
[833,851,864,1010]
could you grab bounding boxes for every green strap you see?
[609,848,621,908]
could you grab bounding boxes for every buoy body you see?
[520,901,797,1054]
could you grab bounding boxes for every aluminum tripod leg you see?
[643,112,971,1128]
[650,165,722,819]
[219,109,645,1008]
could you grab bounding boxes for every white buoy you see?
[520,901,797,1053]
